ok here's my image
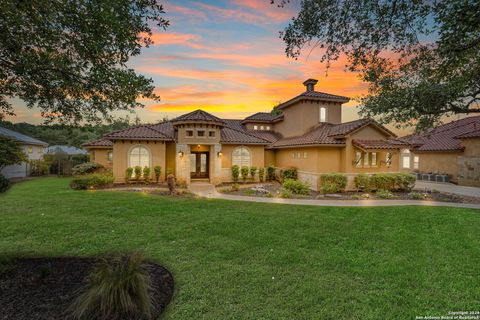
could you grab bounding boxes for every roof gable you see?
[172,109,224,124]
[0,126,48,146]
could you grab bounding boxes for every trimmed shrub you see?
[320,173,347,193]
[394,173,416,191]
[69,252,152,320]
[283,179,310,195]
[70,173,114,190]
[370,173,396,191]
[258,168,265,182]
[29,159,50,176]
[142,167,151,183]
[267,166,275,181]
[241,166,249,182]
[249,166,257,180]
[72,162,104,175]
[376,189,396,199]
[231,165,240,183]
[320,182,341,194]
[153,166,161,183]
[281,167,298,181]
[230,183,240,192]
[134,166,142,181]
[354,174,371,192]
[167,174,176,194]
[0,173,10,193]
[166,168,173,175]
[125,167,133,184]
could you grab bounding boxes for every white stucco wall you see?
[1,144,45,178]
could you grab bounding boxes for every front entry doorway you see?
[190,152,209,179]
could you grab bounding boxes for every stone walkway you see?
[188,182,480,209]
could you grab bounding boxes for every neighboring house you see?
[46,145,88,156]
[400,116,480,186]
[83,79,408,190]
[0,126,48,179]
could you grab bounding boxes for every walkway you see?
[188,182,480,209]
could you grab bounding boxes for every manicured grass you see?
[1,178,480,319]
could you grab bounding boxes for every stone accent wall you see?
[458,156,480,187]
[175,144,190,186]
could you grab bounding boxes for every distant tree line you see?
[0,117,139,148]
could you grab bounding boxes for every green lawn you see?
[1,178,480,319]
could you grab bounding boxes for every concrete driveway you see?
[414,181,480,197]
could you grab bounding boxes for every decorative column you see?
[210,144,222,185]
[175,144,190,186]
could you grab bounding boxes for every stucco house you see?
[83,79,409,190]
[400,116,480,186]
[0,126,48,178]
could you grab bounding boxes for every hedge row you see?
[319,173,348,194]
[354,173,416,192]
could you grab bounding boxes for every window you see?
[413,155,419,169]
[107,151,113,162]
[363,152,369,166]
[303,152,307,159]
[266,126,271,130]
[386,152,393,166]
[260,125,264,130]
[371,152,377,166]
[186,130,194,137]
[319,107,327,123]
[91,151,96,161]
[28,146,33,153]
[197,130,205,137]
[232,146,251,167]
[209,131,215,138]
[402,149,410,169]
[355,151,362,167]
[253,125,258,130]
[292,152,296,159]
[129,146,150,174]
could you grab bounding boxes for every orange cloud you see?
[148,32,205,49]
[231,0,295,22]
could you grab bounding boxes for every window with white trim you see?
[266,126,271,130]
[129,146,150,174]
[413,155,419,169]
[107,151,113,162]
[319,107,327,123]
[402,149,411,169]
[253,125,258,130]
[363,152,369,166]
[232,146,251,167]
[371,152,377,166]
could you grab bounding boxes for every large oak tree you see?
[278,0,480,130]
[0,0,168,123]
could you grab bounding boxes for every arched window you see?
[129,146,150,170]
[232,146,251,167]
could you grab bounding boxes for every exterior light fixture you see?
[217,152,222,157]
[178,151,184,158]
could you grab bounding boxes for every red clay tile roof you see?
[353,139,408,150]
[172,109,224,124]
[104,124,172,140]
[271,119,393,148]
[276,90,349,109]
[220,126,271,144]
[82,138,113,148]
[456,129,480,139]
[242,112,283,123]
[403,116,480,151]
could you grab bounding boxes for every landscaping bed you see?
[217,182,480,204]
[0,257,174,320]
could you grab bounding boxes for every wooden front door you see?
[190,152,209,179]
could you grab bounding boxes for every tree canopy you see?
[0,0,168,123]
[278,0,480,130]
[0,137,28,170]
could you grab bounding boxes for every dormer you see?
[172,109,224,144]
[273,79,350,137]
[241,112,283,131]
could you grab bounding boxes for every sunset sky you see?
[8,0,371,127]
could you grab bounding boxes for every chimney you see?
[303,78,318,92]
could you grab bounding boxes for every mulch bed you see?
[217,182,480,204]
[0,257,174,320]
